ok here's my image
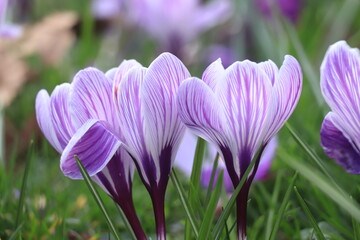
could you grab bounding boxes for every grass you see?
[1,0,360,239]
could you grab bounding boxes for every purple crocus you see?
[127,0,231,55]
[36,53,189,239]
[0,0,22,38]
[255,0,302,23]
[320,41,360,174]
[36,64,147,239]
[177,57,302,239]
[91,0,122,19]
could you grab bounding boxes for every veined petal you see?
[105,67,118,80]
[264,55,302,142]
[217,61,273,164]
[321,41,360,148]
[117,66,151,184]
[141,52,190,176]
[60,120,122,179]
[177,77,228,148]
[258,59,278,85]
[202,58,225,91]
[50,83,75,149]
[321,112,360,174]
[113,59,143,96]
[35,90,62,153]
[70,67,118,132]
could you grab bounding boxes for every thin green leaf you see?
[212,152,259,240]
[294,186,326,240]
[75,156,121,240]
[170,169,199,237]
[15,140,34,228]
[205,153,220,203]
[265,172,283,239]
[352,213,360,240]
[9,223,23,240]
[285,122,344,194]
[280,153,360,222]
[198,170,223,240]
[269,172,298,240]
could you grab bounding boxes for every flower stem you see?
[119,200,147,240]
[151,191,166,240]
[236,182,250,240]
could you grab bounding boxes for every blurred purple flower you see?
[320,41,360,174]
[177,57,302,238]
[36,64,146,239]
[128,0,232,52]
[256,0,302,23]
[91,0,122,19]
[175,133,277,192]
[0,0,22,38]
[205,45,237,68]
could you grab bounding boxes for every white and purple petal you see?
[320,112,360,174]
[141,52,190,182]
[112,59,143,97]
[264,55,302,142]
[321,41,360,148]
[60,120,122,179]
[202,58,226,91]
[35,90,63,153]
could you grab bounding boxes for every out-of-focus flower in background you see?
[320,40,360,174]
[205,45,237,68]
[255,0,302,23]
[92,0,123,20]
[0,0,22,38]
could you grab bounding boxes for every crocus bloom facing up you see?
[320,41,360,174]
[127,0,232,56]
[177,57,302,239]
[36,65,146,239]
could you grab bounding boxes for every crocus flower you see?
[320,41,360,174]
[116,53,190,240]
[36,65,146,239]
[255,0,302,23]
[127,0,232,55]
[177,57,302,239]
[0,0,22,38]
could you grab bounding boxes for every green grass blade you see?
[15,140,34,228]
[198,170,223,240]
[265,172,283,239]
[9,223,23,240]
[269,172,298,240]
[115,204,137,240]
[285,122,344,194]
[205,153,220,203]
[294,186,326,240]
[281,153,360,222]
[75,156,121,240]
[212,153,258,240]
[170,169,199,237]
[352,213,360,240]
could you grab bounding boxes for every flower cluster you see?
[36,52,302,239]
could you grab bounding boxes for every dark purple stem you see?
[150,189,166,240]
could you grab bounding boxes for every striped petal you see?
[320,112,360,174]
[141,53,190,169]
[217,60,273,166]
[60,120,122,179]
[50,83,75,149]
[202,58,225,91]
[321,41,360,148]
[35,90,62,153]
[117,67,151,184]
[177,77,228,149]
[113,59,143,97]
[258,60,278,85]
[70,67,118,132]
[264,55,302,142]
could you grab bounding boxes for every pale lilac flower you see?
[255,0,302,23]
[91,0,122,19]
[36,65,146,239]
[320,41,360,174]
[128,0,232,53]
[177,57,302,239]
[0,0,22,38]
